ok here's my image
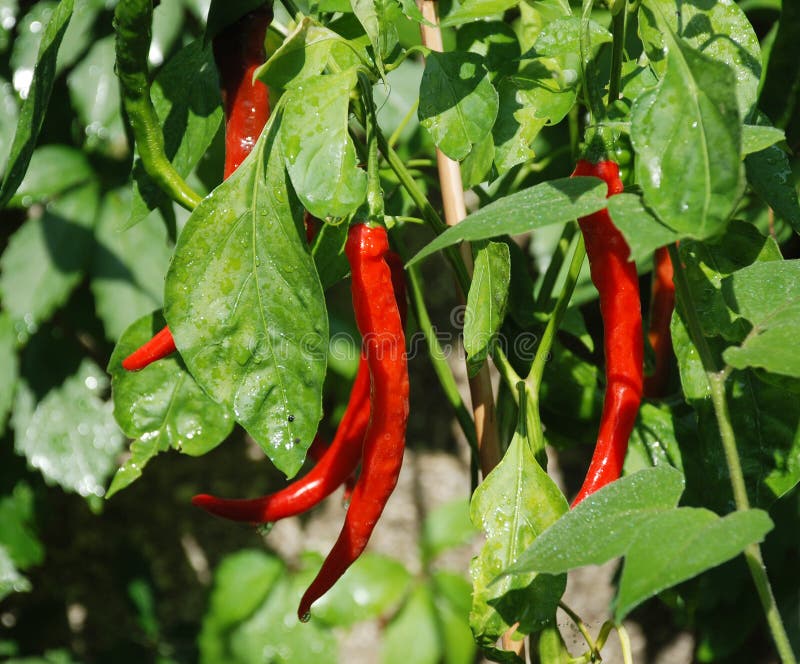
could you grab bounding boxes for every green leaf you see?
[0,182,99,336]
[745,144,800,234]
[638,0,761,120]
[6,145,93,207]
[614,509,772,620]
[407,177,608,266]
[312,553,410,627]
[721,260,800,377]
[0,483,44,570]
[128,38,223,227]
[671,316,800,508]
[741,124,786,156]
[465,242,509,377]
[421,498,479,563]
[431,572,477,664]
[351,0,399,73]
[66,36,126,157]
[0,312,18,436]
[106,312,233,497]
[280,69,367,220]
[382,584,441,664]
[0,545,30,602]
[256,18,361,91]
[678,221,782,341]
[418,52,499,161]
[165,112,328,478]
[89,189,172,342]
[606,193,681,263]
[631,14,742,239]
[0,78,19,177]
[204,550,284,629]
[470,392,568,660]
[624,402,684,475]
[13,360,125,497]
[504,466,684,576]
[0,0,74,208]
[456,21,521,78]
[225,559,337,664]
[440,0,518,27]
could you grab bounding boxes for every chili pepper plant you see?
[0,0,799,662]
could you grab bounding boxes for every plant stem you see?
[402,249,480,455]
[526,234,586,463]
[607,4,626,107]
[534,223,577,311]
[388,98,420,149]
[616,624,634,664]
[558,601,597,652]
[668,244,797,664]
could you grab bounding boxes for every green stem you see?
[376,131,471,294]
[358,73,383,224]
[526,234,586,462]
[668,245,797,664]
[606,4,626,107]
[534,223,577,311]
[558,602,597,652]
[388,99,420,149]
[492,346,522,400]
[396,238,479,475]
[616,624,634,664]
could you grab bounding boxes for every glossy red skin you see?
[643,246,675,398]
[297,224,409,620]
[191,250,408,524]
[121,325,177,371]
[571,160,643,507]
[212,7,271,179]
[122,10,271,373]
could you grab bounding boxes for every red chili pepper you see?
[121,324,176,371]
[122,9,271,372]
[570,159,643,507]
[297,223,409,621]
[191,249,408,523]
[212,6,272,179]
[643,246,675,398]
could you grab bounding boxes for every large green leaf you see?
[0,182,99,336]
[470,392,568,662]
[280,69,367,220]
[639,0,761,120]
[6,145,93,206]
[0,0,74,208]
[440,0,519,27]
[164,112,328,478]
[407,177,608,266]
[464,242,509,377]
[418,52,498,161]
[106,312,234,498]
[128,38,223,227]
[0,545,30,602]
[631,12,742,239]
[89,189,172,341]
[722,260,800,377]
[12,360,125,497]
[502,467,772,620]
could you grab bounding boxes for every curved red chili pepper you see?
[122,9,271,372]
[643,246,675,398]
[212,6,272,179]
[297,224,409,621]
[571,159,643,507]
[191,250,407,523]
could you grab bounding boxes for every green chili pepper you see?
[113,0,202,211]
